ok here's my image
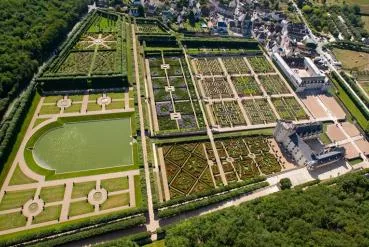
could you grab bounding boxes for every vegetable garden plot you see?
[163,57,181,67]
[156,101,173,116]
[194,58,223,75]
[231,76,262,97]
[212,101,246,127]
[168,76,186,88]
[222,57,250,75]
[152,77,168,88]
[150,66,166,77]
[166,66,183,77]
[162,142,215,198]
[153,88,171,102]
[242,99,276,125]
[202,77,233,99]
[272,97,308,121]
[158,116,178,130]
[258,75,290,95]
[247,56,275,73]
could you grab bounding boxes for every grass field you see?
[0,189,36,210]
[330,75,368,131]
[68,200,94,217]
[39,185,66,203]
[100,193,130,210]
[0,212,27,231]
[33,205,61,224]
[332,48,369,71]
[8,165,37,186]
[101,177,129,192]
[71,181,97,199]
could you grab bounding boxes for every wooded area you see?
[165,171,369,247]
[0,0,89,119]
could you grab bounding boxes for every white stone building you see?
[272,53,329,93]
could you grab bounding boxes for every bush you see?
[279,178,292,190]
[158,182,269,218]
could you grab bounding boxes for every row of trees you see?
[165,171,369,246]
[0,0,90,120]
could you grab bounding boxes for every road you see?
[131,25,159,239]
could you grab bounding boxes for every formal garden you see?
[242,99,277,125]
[159,136,281,199]
[247,56,275,73]
[201,77,233,99]
[272,97,309,121]
[231,76,263,97]
[193,58,224,76]
[146,51,206,133]
[221,56,251,75]
[258,75,291,95]
[211,101,246,127]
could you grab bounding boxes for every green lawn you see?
[106,101,124,110]
[33,205,61,224]
[0,212,27,231]
[87,102,102,112]
[71,181,96,199]
[68,200,95,217]
[38,105,61,115]
[8,165,37,186]
[33,118,50,129]
[0,189,36,210]
[108,92,125,100]
[32,118,133,173]
[348,157,364,165]
[88,93,102,101]
[68,95,84,102]
[43,95,63,104]
[100,193,130,210]
[39,185,65,203]
[330,75,368,131]
[101,177,129,192]
[63,103,81,113]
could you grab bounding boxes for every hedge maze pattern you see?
[161,137,281,198]
[44,13,126,77]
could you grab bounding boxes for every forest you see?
[163,171,369,247]
[0,0,89,119]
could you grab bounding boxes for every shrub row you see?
[293,179,321,190]
[157,176,266,209]
[0,208,146,247]
[0,86,35,168]
[340,72,369,107]
[331,71,369,120]
[96,231,152,247]
[157,181,269,218]
[29,215,146,247]
[181,38,259,49]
